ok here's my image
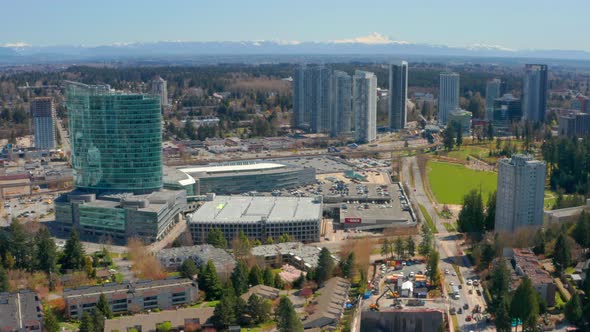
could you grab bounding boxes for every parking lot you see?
[1,194,57,226]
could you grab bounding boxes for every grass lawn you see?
[427,161,497,205]
[544,190,557,209]
[419,203,438,233]
[442,222,457,232]
[241,322,276,332]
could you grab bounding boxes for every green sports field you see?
[427,161,497,205]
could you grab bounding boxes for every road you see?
[56,117,70,155]
[403,156,493,332]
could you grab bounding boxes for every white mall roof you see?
[179,162,286,174]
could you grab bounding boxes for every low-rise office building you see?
[55,189,186,243]
[361,309,444,332]
[448,109,472,134]
[63,278,199,320]
[503,248,556,307]
[0,291,43,332]
[558,113,590,137]
[104,307,214,332]
[302,277,351,329]
[178,161,316,195]
[188,195,322,244]
[251,242,325,271]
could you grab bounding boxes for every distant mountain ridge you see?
[1,39,590,64]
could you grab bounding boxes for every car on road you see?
[444,269,449,275]
[463,303,469,310]
[449,281,454,286]
[466,279,473,286]
[465,315,472,322]
[450,307,456,315]
[458,308,463,314]
[476,289,482,296]
[473,280,479,286]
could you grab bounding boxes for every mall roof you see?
[189,195,322,224]
[179,162,286,175]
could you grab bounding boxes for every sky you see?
[0,0,588,51]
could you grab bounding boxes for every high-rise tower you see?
[30,97,57,150]
[438,72,460,125]
[389,61,408,130]
[353,70,377,143]
[522,64,548,123]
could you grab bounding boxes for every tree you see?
[91,307,105,332]
[60,230,85,271]
[426,248,440,286]
[79,311,94,332]
[394,237,405,259]
[495,297,512,332]
[457,189,485,237]
[574,212,590,247]
[206,228,227,249]
[381,238,391,260]
[276,297,303,332]
[199,260,222,300]
[0,266,8,292]
[484,191,496,231]
[487,122,494,141]
[553,233,572,275]
[488,261,511,314]
[156,321,173,332]
[564,293,583,324]
[248,265,263,286]
[293,273,305,288]
[339,252,355,279]
[532,228,546,255]
[265,236,274,245]
[232,230,252,259]
[246,294,271,325]
[34,228,57,274]
[9,220,31,270]
[443,122,455,151]
[180,258,199,279]
[418,224,433,257]
[274,273,285,289]
[263,266,274,286]
[96,293,113,318]
[510,277,539,331]
[315,247,334,285]
[406,237,416,257]
[455,123,463,148]
[44,305,60,332]
[278,233,294,243]
[231,261,249,295]
[212,288,237,330]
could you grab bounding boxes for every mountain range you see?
[2,34,590,65]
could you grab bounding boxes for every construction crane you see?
[369,285,399,312]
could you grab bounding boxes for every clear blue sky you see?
[1,0,587,50]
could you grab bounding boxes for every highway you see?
[402,156,494,332]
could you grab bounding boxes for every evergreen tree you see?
[235,296,248,326]
[315,247,334,285]
[426,248,440,286]
[79,311,94,332]
[231,261,249,295]
[248,265,263,286]
[443,122,455,151]
[510,277,539,331]
[394,237,405,259]
[212,288,237,330]
[573,212,590,247]
[293,273,305,288]
[381,238,391,260]
[457,189,485,237]
[34,228,57,274]
[9,220,31,270]
[406,237,416,257]
[564,293,583,325]
[0,266,8,292]
[495,297,512,332]
[263,266,274,286]
[274,273,285,289]
[199,260,222,300]
[456,123,463,148]
[60,230,85,271]
[276,297,303,332]
[206,228,227,249]
[484,191,496,231]
[91,307,105,332]
[488,261,511,314]
[487,123,494,141]
[339,252,355,278]
[418,224,433,257]
[553,233,572,275]
[96,293,112,318]
[179,258,198,279]
[246,294,271,325]
[532,228,546,255]
[43,305,60,332]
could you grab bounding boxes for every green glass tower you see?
[66,82,163,193]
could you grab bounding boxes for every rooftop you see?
[63,278,195,299]
[302,277,351,329]
[0,291,42,330]
[251,242,323,269]
[179,162,286,175]
[104,307,214,332]
[240,285,281,301]
[157,244,236,272]
[511,248,553,285]
[189,195,322,224]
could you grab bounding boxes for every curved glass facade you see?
[66,83,163,193]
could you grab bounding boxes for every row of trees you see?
[0,221,87,275]
[542,136,590,195]
[380,236,416,260]
[206,228,294,250]
[457,189,496,239]
[79,293,113,332]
